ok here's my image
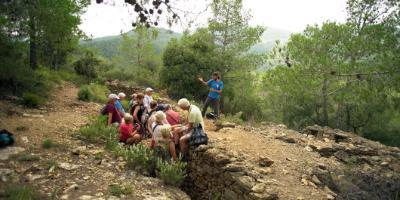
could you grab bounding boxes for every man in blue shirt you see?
[198,72,224,118]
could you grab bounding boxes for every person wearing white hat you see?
[115,92,126,117]
[144,88,154,110]
[106,94,122,126]
[177,98,205,156]
[150,111,177,160]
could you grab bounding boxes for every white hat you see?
[108,94,119,100]
[155,111,166,123]
[145,88,153,92]
[118,92,126,98]
[177,98,190,108]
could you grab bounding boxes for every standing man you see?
[198,72,224,118]
[144,88,154,110]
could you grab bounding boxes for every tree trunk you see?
[322,77,329,126]
[29,0,38,70]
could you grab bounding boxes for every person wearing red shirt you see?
[164,104,180,126]
[119,114,141,145]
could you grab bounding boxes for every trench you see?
[180,145,277,200]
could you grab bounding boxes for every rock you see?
[222,189,238,200]
[59,162,80,171]
[224,163,244,172]
[259,157,274,167]
[0,147,25,160]
[305,146,313,152]
[63,183,79,193]
[317,163,327,170]
[79,195,94,200]
[22,113,44,118]
[275,135,297,143]
[0,168,13,182]
[318,147,335,157]
[61,194,69,200]
[311,175,322,185]
[249,192,278,200]
[236,175,255,192]
[327,194,335,200]
[26,173,43,182]
[380,161,389,167]
[334,132,351,142]
[333,150,350,162]
[21,136,29,144]
[72,146,87,155]
[252,183,266,193]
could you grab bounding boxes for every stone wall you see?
[183,144,278,200]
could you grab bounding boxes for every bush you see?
[122,144,154,174]
[109,184,133,197]
[77,84,109,103]
[3,185,42,200]
[79,116,117,143]
[21,93,45,108]
[42,138,57,149]
[18,154,40,162]
[156,159,187,187]
[73,51,100,79]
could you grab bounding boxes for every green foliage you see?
[109,184,133,197]
[216,112,244,126]
[42,138,57,149]
[156,159,187,187]
[122,144,154,174]
[3,185,41,200]
[73,51,100,79]
[78,116,117,143]
[21,92,45,108]
[18,154,40,162]
[161,29,222,99]
[77,84,109,103]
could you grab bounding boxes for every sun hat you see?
[145,88,153,92]
[118,92,126,98]
[155,111,166,123]
[108,94,119,100]
[177,98,190,108]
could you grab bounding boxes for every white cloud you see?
[79,0,348,38]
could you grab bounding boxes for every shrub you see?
[21,93,45,108]
[79,116,117,143]
[156,159,187,187]
[77,84,109,103]
[122,144,154,174]
[42,138,57,149]
[215,112,244,127]
[18,154,40,162]
[73,51,100,79]
[3,185,42,200]
[109,184,133,197]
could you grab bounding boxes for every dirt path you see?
[0,83,188,200]
[204,121,342,200]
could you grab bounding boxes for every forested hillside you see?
[80,27,291,58]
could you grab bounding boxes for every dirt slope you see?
[0,83,188,200]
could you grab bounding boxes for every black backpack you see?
[100,105,108,115]
[0,129,15,148]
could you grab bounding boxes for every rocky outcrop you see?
[184,144,278,200]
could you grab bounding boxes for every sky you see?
[79,0,348,38]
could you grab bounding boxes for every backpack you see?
[189,124,208,147]
[100,104,107,115]
[0,129,15,148]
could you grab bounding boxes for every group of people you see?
[102,72,224,160]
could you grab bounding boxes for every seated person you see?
[146,101,160,136]
[115,92,126,117]
[177,98,205,157]
[106,94,122,126]
[119,114,141,145]
[128,93,137,111]
[151,112,177,161]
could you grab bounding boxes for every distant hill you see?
[80,28,182,59]
[251,27,292,53]
[80,27,291,59]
